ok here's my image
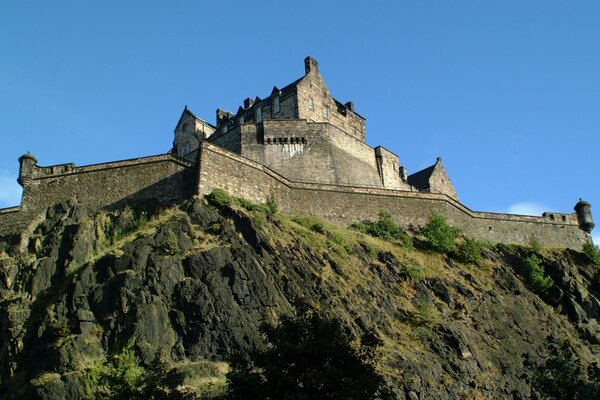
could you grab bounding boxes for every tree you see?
[532,341,600,400]
[422,213,461,253]
[223,304,394,400]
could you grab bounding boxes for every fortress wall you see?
[197,142,291,206]
[236,120,386,187]
[0,155,194,236]
[196,142,589,249]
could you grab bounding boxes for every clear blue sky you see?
[1,1,598,243]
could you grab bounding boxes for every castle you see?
[0,57,594,249]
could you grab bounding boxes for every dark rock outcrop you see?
[0,198,599,399]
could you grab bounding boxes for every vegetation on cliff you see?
[0,191,599,399]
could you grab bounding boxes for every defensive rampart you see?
[0,154,194,236]
[196,142,589,249]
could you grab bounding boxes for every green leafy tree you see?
[223,304,393,400]
[422,213,461,253]
[532,342,600,400]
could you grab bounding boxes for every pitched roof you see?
[407,163,436,190]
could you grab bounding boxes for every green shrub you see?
[131,211,148,230]
[207,188,233,208]
[351,211,412,248]
[583,241,600,265]
[292,215,326,234]
[529,235,542,253]
[457,237,482,264]
[265,196,278,215]
[399,264,425,282]
[84,342,144,399]
[109,210,149,244]
[162,229,181,255]
[523,255,553,294]
[422,213,461,253]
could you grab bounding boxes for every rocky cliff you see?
[0,195,599,399]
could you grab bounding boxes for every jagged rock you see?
[0,198,599,399]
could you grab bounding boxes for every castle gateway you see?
[1,57,594,249]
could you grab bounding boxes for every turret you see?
[18,152,37,188]
[574,199,595,233]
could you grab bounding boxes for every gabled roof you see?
[407,162,437,190]
[174,106,216,131]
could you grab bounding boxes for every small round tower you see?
[574,199,595,233]
[17,152,37,188]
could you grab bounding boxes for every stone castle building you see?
[0,57,594,249]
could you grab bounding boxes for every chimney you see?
[244,97,254,109]
[304,56,319,74]
[345,101,354,112]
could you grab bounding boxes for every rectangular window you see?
[273,97,280,114]
[256,107,262,123]
[308,97,314,111]
[239,115,244,124]
[323,105,329,120]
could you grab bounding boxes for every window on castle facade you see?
[256,107,262,123]
[273,97,280,114]
[323,105,329,120]
[308,97,314,111]
[239,115,244,124]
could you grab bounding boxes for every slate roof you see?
[407,163,436,190]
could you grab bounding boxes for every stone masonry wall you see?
[296,66,366,141]
[196,142,589,249]
[0,155,194,236]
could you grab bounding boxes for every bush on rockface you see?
[457,237,483,264]
[523,255,553,294]
[583,241,600,265]
[422,213,461,253]
[351,210,413,248]
[206,189,278,226]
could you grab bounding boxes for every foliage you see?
[84,341,145,399]
[206,189,277,227]
[206,188,233,208]
[110,210,149,244]
[222,304,394,400]
[582,241,600,265]
[292,215,326,234]
[415,301,436,326]
[351,210,413,248]
[531,342,600,400]
[162,229,181,255]
[399,264,425,283]
[422,213,461,253]
[84,343,196,400]
[529,235,542,253]
[457,237,482,264]
[523,255,553,294]
[265,195,278,216]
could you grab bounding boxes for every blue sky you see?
[1,1,598,243]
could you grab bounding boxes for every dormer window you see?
[308,97,314,111]
[323,105,329,120]
[273,97,280,114]
[256,107,262,123]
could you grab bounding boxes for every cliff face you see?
[0,197,599,399]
